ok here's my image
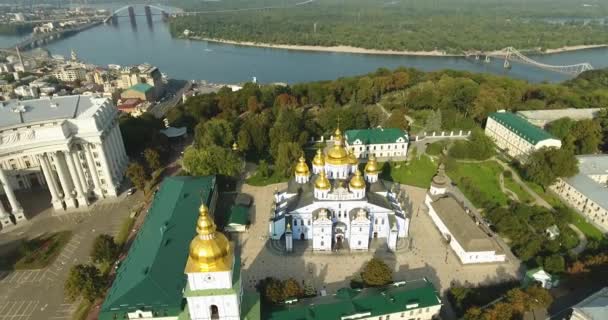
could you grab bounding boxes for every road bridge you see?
[465,47,593,76]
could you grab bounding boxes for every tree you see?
[543,255,565,274]
[263,278,284,304]
[182,145,242,177]
[144,148,161,171]
[274,142,303,178]
[385,109,409,130]
[126,162,147,190]
[524,147,579,189]
[64,264,105,302]
[361,258,393,287]
[194,118,234,148]
[91,234,119,264]
[282,278,304,300]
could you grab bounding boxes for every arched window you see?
[210,305,219,320]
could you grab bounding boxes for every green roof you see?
[99,176,216,320]
[228,205,250,226]
[345,128,409,145]
[488,112,557,145]
[128,83,154,93]
[268,278,441,320]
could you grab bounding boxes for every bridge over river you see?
[465,47,594,76]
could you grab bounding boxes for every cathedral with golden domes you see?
[269,127,410,252]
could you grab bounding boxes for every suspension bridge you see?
[465,47,594,76]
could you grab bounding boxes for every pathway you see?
[498,172,519,202]
[568,224,588,255]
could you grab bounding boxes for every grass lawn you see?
[503,176,534,204]
[115,217,135,247]
[447,161,509,208]
[425,141,449,156]
[72,300,92,320]
[565,208,605,241]
[0,231,73,270]
[245,172,288,186]
[524,181,563,208]
[383,154,438,188]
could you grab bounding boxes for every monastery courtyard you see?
[237,182,522,294]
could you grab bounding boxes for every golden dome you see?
[326,128,349,165]
[314,170,331,190]
[365,154,380,174]
[312,148,325,167]
[294,156,310,176]
[348,148,358,165]
[184,204,233,273]
[232,142,239,151]
[349,169,366,189]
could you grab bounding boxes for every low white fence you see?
[413,130,471,142]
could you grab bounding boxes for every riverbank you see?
[184,36,607,57]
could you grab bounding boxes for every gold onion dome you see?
[314,170,331,190]
[232,142,239,151]
[326,127,349,165]
[313,148,325,167]
[294,156,310,176]
[365,154,380,174]
[185,204,232,273]
[349,169,366,189]
[348,149,358,165]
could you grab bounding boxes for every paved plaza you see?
[237,183,522,296]
[0,191,143,320]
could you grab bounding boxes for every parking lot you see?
[0,192,143,320]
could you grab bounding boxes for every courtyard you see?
[236,182,522,296]
[0,190,143,320]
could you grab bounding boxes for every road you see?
[149,80,191,118]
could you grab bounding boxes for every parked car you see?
[127,188,136,196]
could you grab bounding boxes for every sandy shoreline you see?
[185,36,607,57]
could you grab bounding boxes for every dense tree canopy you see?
[361,258,393,287]
[169,0,608,52]
[182,145,242,177]
[524,147,579,188]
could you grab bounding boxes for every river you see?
[7,5,608,84]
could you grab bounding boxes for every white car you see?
[126,188,136,196]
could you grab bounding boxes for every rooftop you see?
[517,108,601,127]
[127,83,154,93]
[572,287,608,320]
[345,127,409,145]
[99,176,216,320]
[0,95,104,128]
[488,112,557,145]
[430,194,502,252]
[564,155,608,211]
[268,278,441,320]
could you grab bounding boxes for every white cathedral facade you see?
[269,128,410,252]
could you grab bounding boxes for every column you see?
[72,150,89,195]
[65,151,89,208]
[0,197,12,227]
[38,154,64,210]
[53,152,77,209]
[96,142,117,197]
[85,144,104,199]
[0,169,25,222]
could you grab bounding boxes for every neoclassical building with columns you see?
[0,95,128,227]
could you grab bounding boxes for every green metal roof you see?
[268,278,441,320]
[128,82,154,93]
[228,205,250,226]
[488,112,557,145]
[99,176,216,320]
[345,128,409,145]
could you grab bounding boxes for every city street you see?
[0,192,143,320]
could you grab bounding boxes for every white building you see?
[14,85,39,98]
[344,127,409,161]
[570,287,608,320]
[485,111,562,159]
[551,155,608,233]
[0,95,128,227]
[52,66,88,82]
[269,127,410,252]
[424,165,506,264]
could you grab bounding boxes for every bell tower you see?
[184,204,241,320]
